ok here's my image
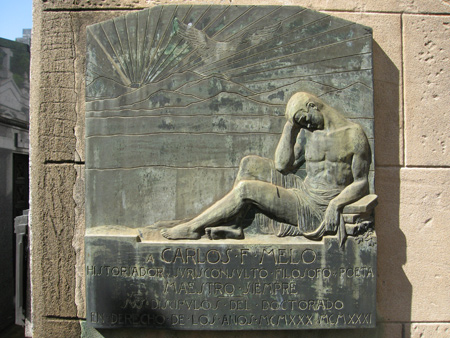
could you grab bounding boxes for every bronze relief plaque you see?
[85,5,377,330]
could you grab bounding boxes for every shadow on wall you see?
[80,42,409,338]
[372,40,412,336]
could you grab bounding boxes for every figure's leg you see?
[234,180,298,225]
[232,156,277,234]
[160,156,275,239]
[234,156,275,186]
[161,187,245,239]
[206,226,244,240]
[161,180,298,239]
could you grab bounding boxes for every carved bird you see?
[175,18,280,63]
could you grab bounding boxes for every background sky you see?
[0,0,33,41]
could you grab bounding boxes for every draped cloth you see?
[272,167,345,244]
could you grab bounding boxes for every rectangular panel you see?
[85,5,377,331]
[86,236,376,330]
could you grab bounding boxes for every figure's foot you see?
[161,224,200,240]
[205,226,244,240]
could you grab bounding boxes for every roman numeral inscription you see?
[86,238,376,329]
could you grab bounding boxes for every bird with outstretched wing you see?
[175,18,280,63]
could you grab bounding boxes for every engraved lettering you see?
[90,312,105,324]
[161,248,232,264]
[243,282,297,295]
[171,314,185,325]
[261,299,344,311]
[230,300,249,310]
[146,254,154,263]
[301,249,316,264]
[340,267,375,278]
[111,313,166,326]
[192,314,216,326]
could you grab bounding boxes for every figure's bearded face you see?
[286,92,324,131]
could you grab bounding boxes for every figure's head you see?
[285,92,325,131]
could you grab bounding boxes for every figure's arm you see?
[274,121,304,174]
[322,130,371,231]
[330,152,370,209]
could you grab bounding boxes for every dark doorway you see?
[13,153,29,219]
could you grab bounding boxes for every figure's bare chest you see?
[304,130,354,164]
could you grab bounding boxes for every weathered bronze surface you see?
[85,5,376,330]
[158,92,373,246]
[86,236,376,329]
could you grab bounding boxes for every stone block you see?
[32,318,81,338]
[40,0,450,14]
[342,194,378,214]
[40,59,74,73]
[73,164,86,318]
[37,135,76,162]
[404,15,450,166]
[303,0,450,14]
[41,88,77,103]
[38,102,77,122]
[375,168,450,322]
[41,71,76,89]
[32,9,129,163]
[399,168,450,321]
[319,0,450,13]
[41,0,151,10]
[43,32,74,46]
[32,13,77,162]
[407,323,450,338]
[325,12,403,167]
[30,164,78,318]
[369,0,450,14]
[343,213,370,224]
[374,167,408,322]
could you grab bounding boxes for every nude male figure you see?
[161,92,371,240]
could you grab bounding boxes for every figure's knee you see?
[234,180,258,201]
[240,155,271,168]
[238,156,273,179]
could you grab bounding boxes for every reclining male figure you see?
[161,91,371,240]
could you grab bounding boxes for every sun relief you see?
[85,5,377,330]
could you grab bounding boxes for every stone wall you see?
[30,0,450,337]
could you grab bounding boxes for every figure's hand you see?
[286,108,304,125]
[293,111,307,126]
[322,202,340,233]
